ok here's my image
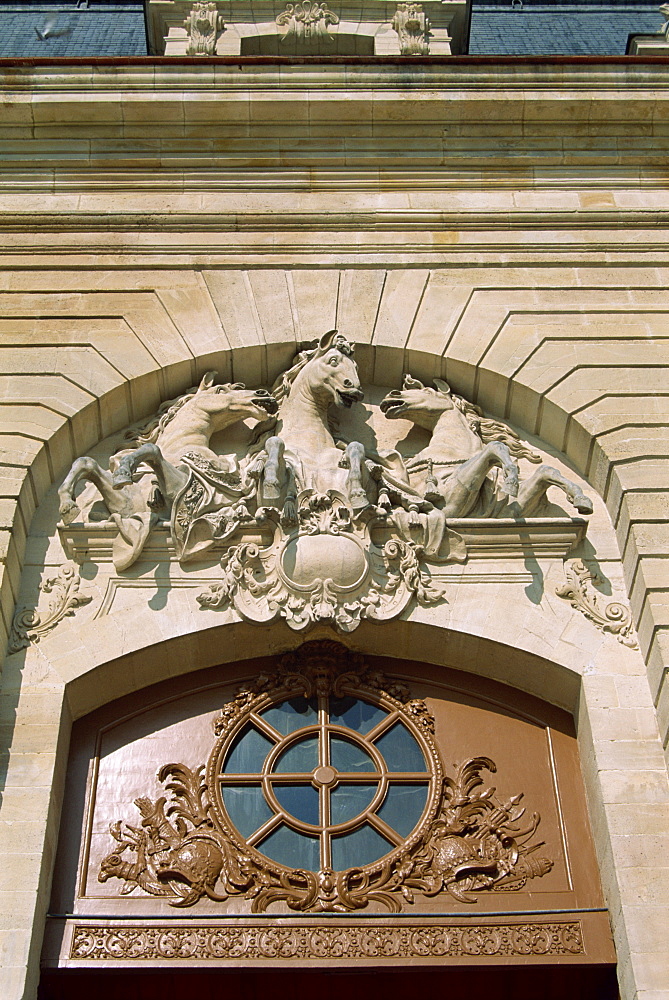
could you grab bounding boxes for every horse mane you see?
[125,375,246,447]
[248,331,353,450]
[450,393,541,463]
[405,376,541,464]
[125,385,201,446]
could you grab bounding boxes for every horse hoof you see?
[350,490,369,512]
[424,489,444,505]
[58,500,80,525]
[502,477,519,498]
[574,495,594,515]
[112,470,133,490]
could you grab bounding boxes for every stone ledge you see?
[59,517,587,567]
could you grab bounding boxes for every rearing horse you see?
[249,331,369,516]
[110,373,277,504]
[380,376,593,517]
[59,374,277,570]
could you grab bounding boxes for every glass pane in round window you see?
[217,694,431,873]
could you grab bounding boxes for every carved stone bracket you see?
[183,2,223,55]
[8,562,92,654]
[97,642,554,915]
[392,4,430,55]
[556,558,638,648]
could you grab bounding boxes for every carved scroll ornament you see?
[556,558,637,647]
[276,1,339,48]
[392,3,430,55]
[8,562,91,654]
[184,2,222,55]
[71,920,585,962]
[98,642,553,914]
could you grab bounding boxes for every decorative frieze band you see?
[70,921,584,962]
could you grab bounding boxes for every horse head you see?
[273,331,364,412]
[380,375,454,429]
[293,340,364,410]
[189,373,278,426]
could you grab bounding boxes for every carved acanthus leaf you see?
[556,558,637,647]
[8,562,92,653]
[276,1,339,46]
[392,3,430,55]
[183,2,223,55]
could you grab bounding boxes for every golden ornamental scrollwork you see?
[70,921,584,962]
[98,642,554,914]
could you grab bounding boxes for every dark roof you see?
[0,3,146,57]
[469,3,664,55]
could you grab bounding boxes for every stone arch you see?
[9,622,612,997]
[1,286,668,1000]
[1,292,664,695]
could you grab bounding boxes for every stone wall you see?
[0,59,668,1000]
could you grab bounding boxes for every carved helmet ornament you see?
[55,332,595,637]
[98,642,554,913]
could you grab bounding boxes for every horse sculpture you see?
[59,374,277,569]
[248,330,370,519]
[379,376,593,517]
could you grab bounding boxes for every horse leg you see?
[262,436,285,501]
[342,441,369,512]
[59,457,128,524]
[438,442,519,516]
[515,465,593,516]
[281,465,298,527]
[112,443,187,505]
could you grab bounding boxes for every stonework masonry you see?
[0,55,668,1000]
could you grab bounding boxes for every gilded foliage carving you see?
[71,921,584,961]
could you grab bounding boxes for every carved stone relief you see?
[50,331,599,641]
[183,2,223,55]
[96,642,554,914]
[556,558,638,648]
[392,4,431,55]
[275,2,340,51]
[8,562,91,654]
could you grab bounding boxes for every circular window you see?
[209,690,439,874]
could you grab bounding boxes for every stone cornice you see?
[2,58,669,96]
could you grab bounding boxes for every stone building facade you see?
[1,3,669,999]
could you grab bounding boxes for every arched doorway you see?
[40,641,617,997]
